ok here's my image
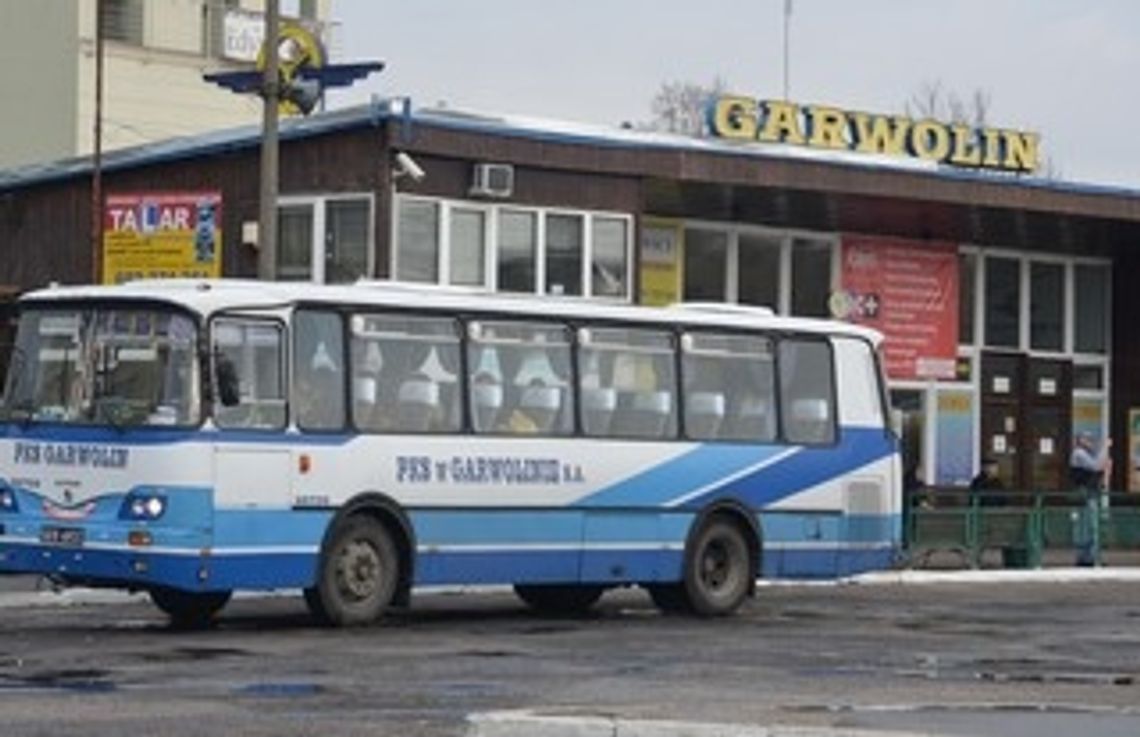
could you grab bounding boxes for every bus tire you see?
[307,516,398,627]
[681,515,754,616]
[514,584,604,614]
[149,587,232,629]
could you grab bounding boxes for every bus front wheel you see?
[307,516,398,627]
[149,587,232,629]
[514,584,605,614]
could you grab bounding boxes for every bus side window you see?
[579,327,677,440]
[467,321,572,436]
[293,310,346,432]
[778,339,836,445]
[683,331,775,443]
[212,320,287,431]
[350,313,461,434]
[833,337,885,429]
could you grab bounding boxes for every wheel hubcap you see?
[336,539,381,602]
[702,541,731,591]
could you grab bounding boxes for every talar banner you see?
[103,192,223,285]
[834,235,959,380]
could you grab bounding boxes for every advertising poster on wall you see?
[103,192,223,284]
[834,235,959,380]
[1129,409,1140,493]
[935,389,974,486]
[639,218,683,306]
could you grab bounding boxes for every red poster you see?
[837,235,959,380]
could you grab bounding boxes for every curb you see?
[845,567,1140,585]
[466,710,931,737]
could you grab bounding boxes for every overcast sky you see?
[323,1,1139,189]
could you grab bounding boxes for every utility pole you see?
[91,0,105,283]
[258,0,280,280]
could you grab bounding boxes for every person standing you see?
[1070,432,1112,567]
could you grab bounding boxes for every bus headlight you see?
[121,494,167,520]
[0,488,17,513]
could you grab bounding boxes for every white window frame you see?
[676,219,840,316]
[278,193,376,284]
[392,194,634,301]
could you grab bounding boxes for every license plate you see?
[40,526,85,546]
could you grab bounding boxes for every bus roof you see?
[18,279,884,344]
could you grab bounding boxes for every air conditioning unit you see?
[470,163,514,198]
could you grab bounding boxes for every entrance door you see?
[980,353,1025,489]
[277,196,372,283]
[980,352,1072,492]
[1024,358,1072,491]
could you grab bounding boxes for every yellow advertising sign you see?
[709,96,1039,173]
[639,218,683,306]
[103,192,223,285]
[257,23,326,116]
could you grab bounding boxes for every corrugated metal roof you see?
[2,97,1138,202]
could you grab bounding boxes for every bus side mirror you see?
[215,356,241,407]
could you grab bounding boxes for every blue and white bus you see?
[0,280,899,626]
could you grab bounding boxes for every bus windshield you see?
[0,305,200,427]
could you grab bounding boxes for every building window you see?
[278,195,372,284]
[393,196,632,300]
[959,252,975,345]
[738,234,781,309]
[396,199,439,282]
[102,0,144,45]
[984,256,1020,348]
[1074,264,1109,354]
[278,205,314,281]
[591,216,629,298]
[1029,261,1064,352]
[683,229,728,301]
[498,210,536,293]
[545,214,583,296]
[791,239,832,317]
[326,199,370,284]
[449,207,486,286]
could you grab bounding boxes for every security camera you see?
[394,151,425,182]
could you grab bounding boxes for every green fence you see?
[905,489,1140,568]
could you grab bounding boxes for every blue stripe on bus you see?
[213,508,334,547]
[579,427,895,510]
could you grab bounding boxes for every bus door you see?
[209,315,293,510]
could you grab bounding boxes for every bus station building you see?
[1,96,1138,492]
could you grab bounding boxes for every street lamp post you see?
[257,0,280,280]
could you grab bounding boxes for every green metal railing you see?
[904,489,1140,568]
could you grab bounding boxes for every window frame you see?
[292,308,348,434]
[209,315,289,432]
[345,309,465,436]
[675,219,839,314]
[277,193,376,284]
[775,335,840,447]
[392,194,634,301]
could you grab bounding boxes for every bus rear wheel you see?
[307,516,398,627]
[514,584,605,614]
[149,587,232,629]
[683,516,753,616]
[650,515,753,617]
